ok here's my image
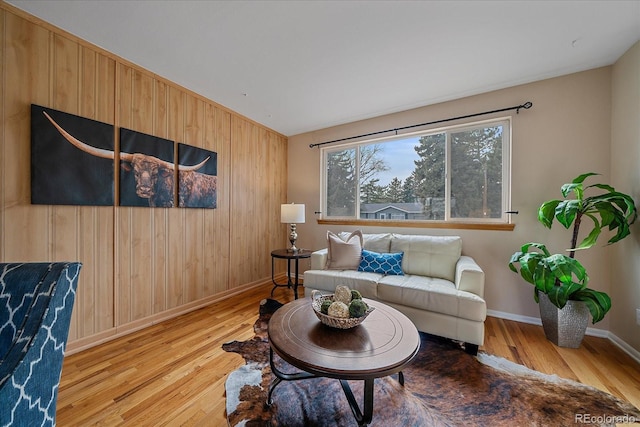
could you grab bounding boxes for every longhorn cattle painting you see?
[119,128,175,207]
[35,105,219,209]
[31,105,115,206]
[177,143,217,208]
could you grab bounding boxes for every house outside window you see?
[321,118,511,224]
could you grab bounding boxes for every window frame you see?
[319,117,513,227]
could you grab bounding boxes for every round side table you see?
[270,249,312,299]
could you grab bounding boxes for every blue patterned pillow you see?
[358,250,404,275]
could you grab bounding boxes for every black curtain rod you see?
[309,101,533,148]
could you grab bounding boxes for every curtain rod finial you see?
[517,102,533,114]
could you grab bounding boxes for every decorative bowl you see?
[311,290,375,329]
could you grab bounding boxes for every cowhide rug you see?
[223,299,640,426]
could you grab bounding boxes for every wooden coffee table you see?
[267,297,420,426]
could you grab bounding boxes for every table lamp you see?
[281,203,305,252]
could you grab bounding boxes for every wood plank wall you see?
[0,4,288,352]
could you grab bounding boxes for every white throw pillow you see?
[390,234,461,281]
[326,230,363,270]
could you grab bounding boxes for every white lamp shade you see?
[281,204,305,224]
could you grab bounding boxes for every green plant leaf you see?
[538,200,560,228]
[508,254,521,273]
[525,242,550,255]
[547,281,584,308]
[575,225,601,250]
[572,172,599,185]
[573,289,611,323]
[508,244,548,286]
[588,183,615,193]
[533,260,555,293]
[515,255,534,283]
[546,253,587,285]
[562,182,583,200]
[609,222,631,245]
[555,200,579,229]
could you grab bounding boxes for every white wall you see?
[288,66,628,336]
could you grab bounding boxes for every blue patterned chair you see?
[0,262,82,426]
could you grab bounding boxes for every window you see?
[321,118,511,223]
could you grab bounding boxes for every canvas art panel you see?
[119,128,175,208]
[31,104,115,206]
[177,143,217,209]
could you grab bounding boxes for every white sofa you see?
[303,232,486,353]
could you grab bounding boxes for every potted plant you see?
[508,172,637,347]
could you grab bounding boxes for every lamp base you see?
[288,224,299,252]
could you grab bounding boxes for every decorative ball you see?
[351,289,362,300]
[328,301,350,318]
[320,300,332,315]
[349,299,368,318]
[334,285,353,304]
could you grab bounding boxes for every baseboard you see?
[487,309,640,365]
[487,309,541,326]
[608,332,640,364]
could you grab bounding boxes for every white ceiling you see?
[7,0,640,136]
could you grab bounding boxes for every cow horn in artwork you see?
[178,157,209,171]
[43,111,116,160]
[42,111,209,171]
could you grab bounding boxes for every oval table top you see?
[268,297,420,380]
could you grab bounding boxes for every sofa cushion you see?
[390,234,461,281]
[326,230,363,270]
[377,274,486,322]
[339,232,392,253]
[358,250,404,275]
[303,269,381,299]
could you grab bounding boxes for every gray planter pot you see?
[538,293,590,348]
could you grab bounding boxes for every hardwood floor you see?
[57,285,640,426]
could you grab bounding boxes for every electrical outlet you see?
[637,308,640,326]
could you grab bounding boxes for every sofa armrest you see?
[310,248,328,270]
[455,256,485,297]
